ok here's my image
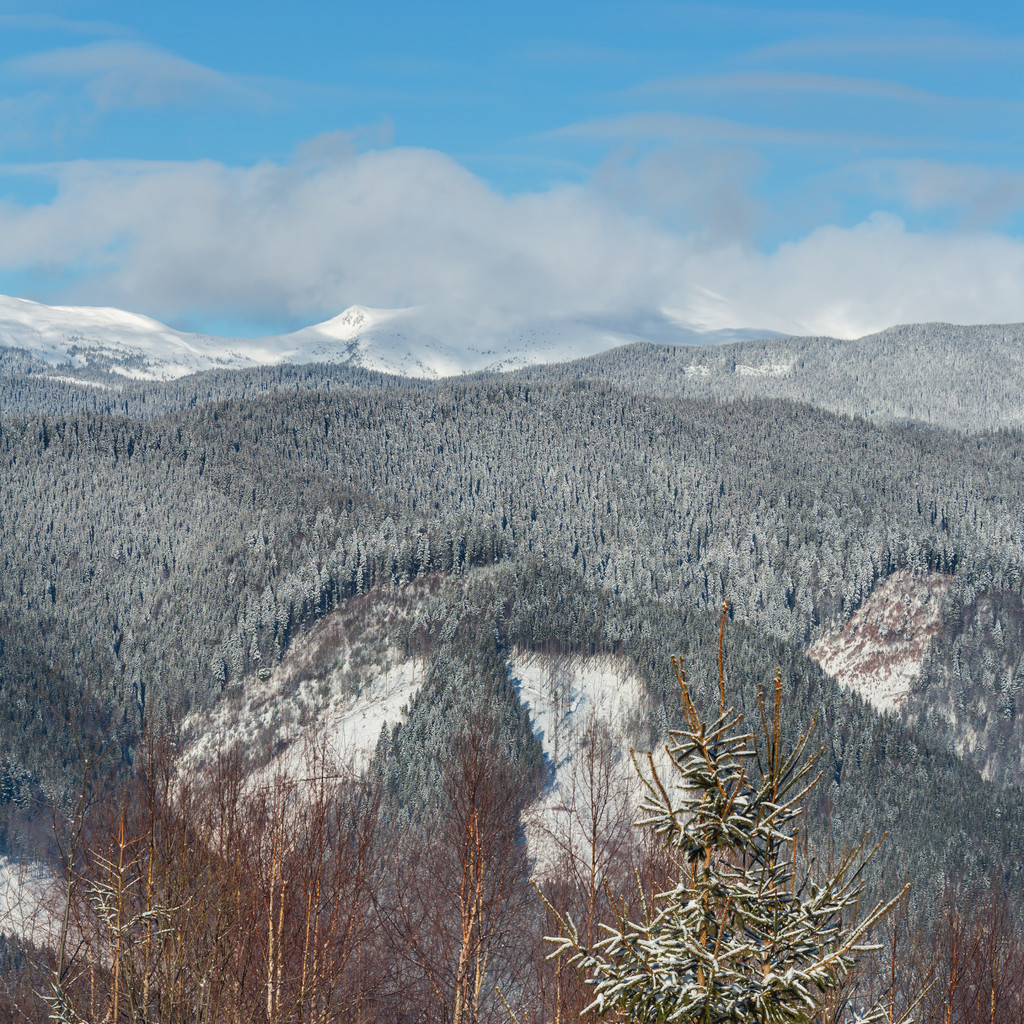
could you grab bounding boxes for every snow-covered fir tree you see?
[542,607,911,1024]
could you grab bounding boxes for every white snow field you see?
[182,647,425,781]
[0,856,57,947]
[0,293,761,382]
[509,652,658,876]
[182,632,662,877]
[250,657,425,787]
[180,581,439,775]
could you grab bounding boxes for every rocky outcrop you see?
[807,570,951,713]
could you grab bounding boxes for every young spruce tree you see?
[542,604,911,1024]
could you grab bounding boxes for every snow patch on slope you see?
[182,589,429,777]
[0,857,57,947]
[510,651,655,875]
[734,361,791,377]
[44,373,123,391]
[182,647,423,778]
[807,570,951,713]
[511,652,646,770]
[251,659,424,786]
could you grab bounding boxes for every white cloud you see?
[590,143,765,241]
[689,214,1024,337]
[0,147,687,333]
[2,144,1024,341]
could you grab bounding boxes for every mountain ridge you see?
[0,293,773,381]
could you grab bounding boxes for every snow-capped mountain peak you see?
[0,293,767,382]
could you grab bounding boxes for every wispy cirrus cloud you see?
[521,39,642,66]
[751,32,1024,62]
[623,71,945,104]
[544,111,940,151]
[0,13,129,37]
[4,41,270,112]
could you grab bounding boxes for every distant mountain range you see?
[4,294,1024,437]
[0,294,772,381]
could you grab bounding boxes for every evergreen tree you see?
[542,607,911,1024]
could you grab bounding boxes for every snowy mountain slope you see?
[176,582,661,880]
[542,320,1024,433]
[181,590,429,776]
[805,571,1024,787]
[511,652,647,775]
[510,651,660,876]
[0,294,397,381]
[0,293,768,381]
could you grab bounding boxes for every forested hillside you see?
[1,362,1024,857]
[4,377,1024,733]
[3,334,1024,1019]
[518,322,1024,432]
[6,320,1024,432]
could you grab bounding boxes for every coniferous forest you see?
[3,328,1024,1021]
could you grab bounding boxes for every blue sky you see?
[1,1,1024,338]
